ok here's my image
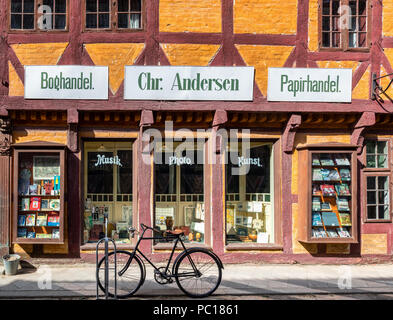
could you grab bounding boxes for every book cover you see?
[47,214,60,227]
[335,183,350,196]
[35,233,52,239]
[327,229,339,238]
[28,184,38,195]
[20,198,30,211]
[312,212,323,226]
[49,199,60,211]
[335,154,351,166]
[320,155,335,166]
[25,214,36,226]
[339,213,352,226]
[17,228,27,238]
[312,155,321,166]
[52,229,60,239]
[44,181,53,195]
[27,232,36,239]
[18,215,26,226]
[337,197,350,211]
[320,184,336,196]
[41,199,50,211]
[321,212,340,226]
[328,169,340,181]
[339,168,351,181]
[36,213,48,226]
[312,197,321,211]
[54,175,60,191]
[312,228,321,238]
[312,184,321,195]
[321,168,330,181]
[317,227,327,237]
[337,227,351,238]
[312,168,322,180]
[321,202,331,210]
[29,197,41,211]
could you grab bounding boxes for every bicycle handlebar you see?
[140,223,184,237]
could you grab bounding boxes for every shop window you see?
[13,148,65,244]
[366,176,390,220]
[154,141,205,243]
[10,0,68,31]
[225,142,274,244]
[319,0,370,50]
[84,0,143,30]
[83,141,133,244]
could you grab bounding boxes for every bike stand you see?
[95,213,118,300]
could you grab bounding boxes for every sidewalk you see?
[1,262,393,298]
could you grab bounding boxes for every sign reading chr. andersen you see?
[124,66,254,101]
[24,65,108,100]
[267,68,352,103]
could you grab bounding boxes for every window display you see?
[154,141,205,243]
[14,150,64,243]
[225,142,274,244]
[83,141,133,244]
[311,152,353,239]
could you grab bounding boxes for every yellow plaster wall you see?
[9,43,68,97]
[326,244,350,254]
[361,234,388,254]
[383,1,393,37]
[84,43,144,94]
[161,44,220,66]
[236,45,294,96]
[292,203,318,254]
[308,0,319,52]
[234,0,297,34]
[13,129,67,145]
[159,0,221,33]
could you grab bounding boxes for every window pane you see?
[24,0,35,13]
[322,0,330,15]
[155,153,176,194]
[43,0,54,8]
[118,13,128,28]
[367,206,377,219]
[377,141,387,154]
[99,0,109,12]
[87,152,113,194]
[180,152,203,194]
[367,191,376,204]
[378,176,388,191]
[367,176,376,189]
[359,0,367,15]
[131,0,141,11]
[322,16,330,31]
[349,1,357,15]
[332,16,339,31]
[54,14,66,29]
[366,155,376,168]
[378,155,387,168]
[322,32,330,47]
[359,16,366,31]
[332,32,340,47]
[86,0,97,12]
[11,0,22,13]
[130,13,141,28]
[117,150,132,194]
[55,0,66,13]
[98,13,109,28]
[358,32,367,47]
[378,191,389,205]
[118,0,129,11]
[366,140,376,153]
[246,145,271,193]
[23,14,34,29]
[350,16,356,31]
[349,32,356,47]
[86,13,97,28]
[11,14,22,29]
[378,205,389,220]
[332,0,340,15]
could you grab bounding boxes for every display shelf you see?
[12,145,65,244]
[297,143,358,244]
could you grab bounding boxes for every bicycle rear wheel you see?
[97,250,145,298]
[174,248,222,298]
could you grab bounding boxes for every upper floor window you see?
[84,0,143,31]
[319,0,370,50]
[10,0,68,31]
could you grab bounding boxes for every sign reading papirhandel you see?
[24,65,109,100]
[267,68,352,103]
[124,66,254,101]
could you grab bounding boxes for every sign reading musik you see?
[124,66,254,101]
[267,68,352,103]
[24,65,108,100]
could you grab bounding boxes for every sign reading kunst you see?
[267,68,352,103]
[124,66,255,101]
[24,65,109,100]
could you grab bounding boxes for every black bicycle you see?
[97,223,223,298]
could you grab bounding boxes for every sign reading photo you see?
[267,68,352,103]
[24,65,108,100]
[124,66,254,101]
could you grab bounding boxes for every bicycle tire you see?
[174,248,222,298]
[97,250,145,298]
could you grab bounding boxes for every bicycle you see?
[96,223,224,298]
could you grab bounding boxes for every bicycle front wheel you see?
[174,248,222,298]
[97,250,145,298]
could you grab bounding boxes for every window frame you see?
[8,0,70,33]
[318,0,372,52]
[82,0,145,32]
[362,138,392,223]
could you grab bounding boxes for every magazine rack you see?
[12,142,65,244]
[297,143,358,244]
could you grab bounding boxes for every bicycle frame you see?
[118,225,199,279]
